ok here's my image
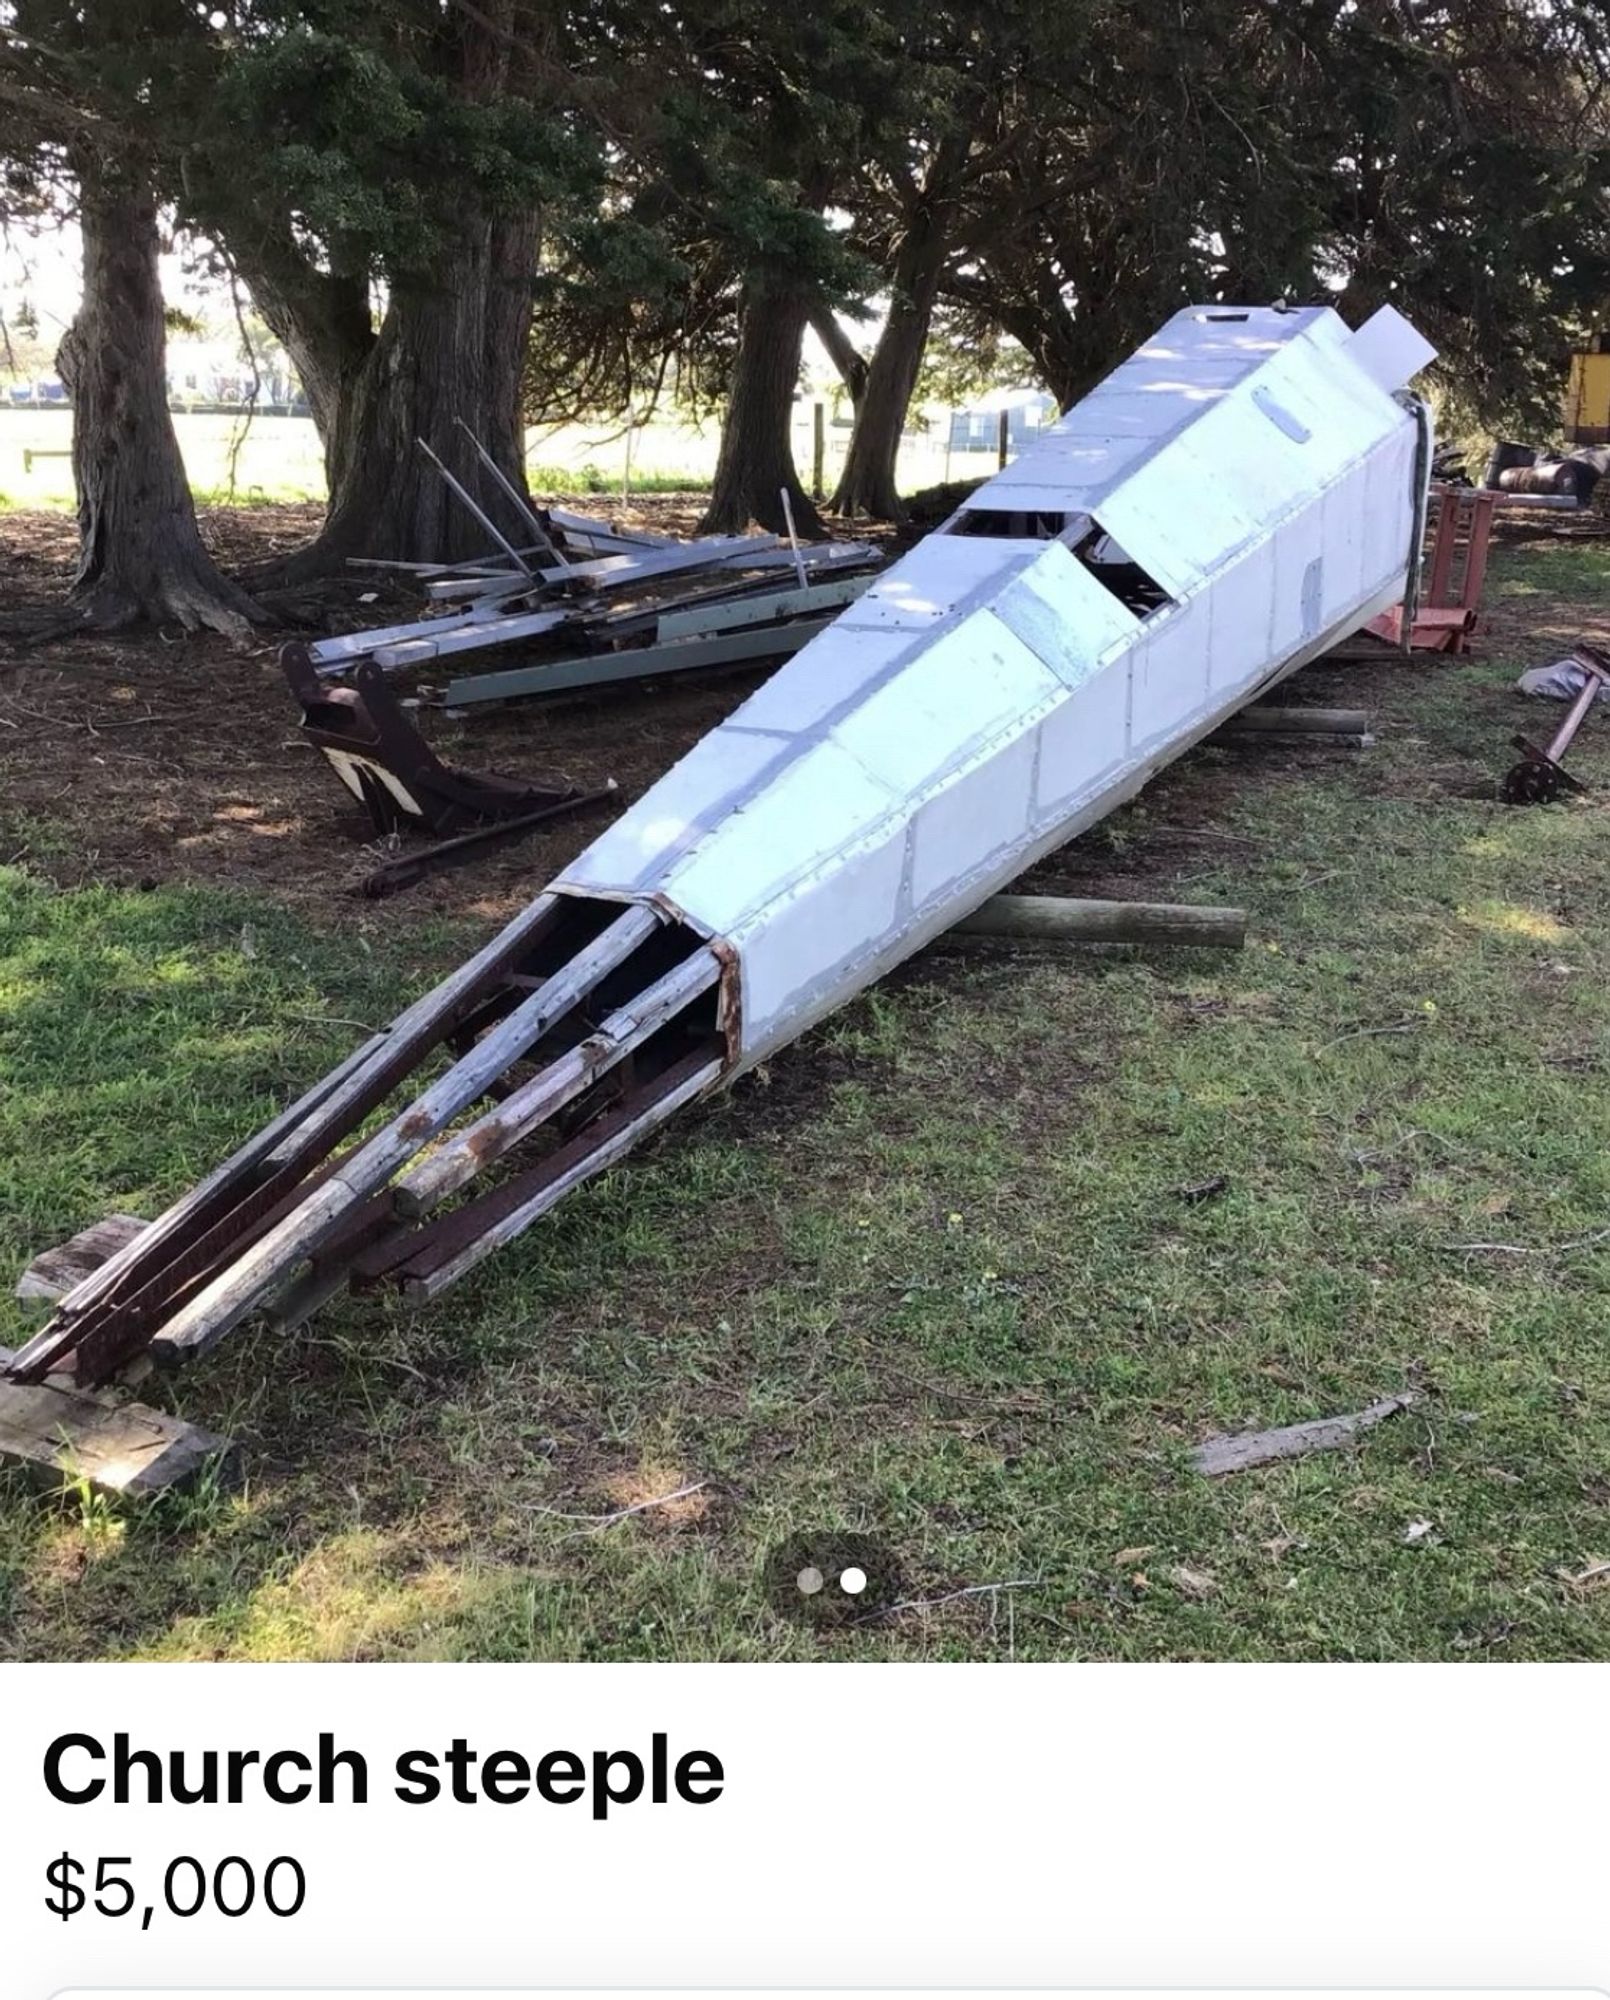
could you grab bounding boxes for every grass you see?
[0,406,1008,512]
[2,541,1610,1659]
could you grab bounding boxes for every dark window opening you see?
[944,505,1173,618]
[947,508,1077,540]
[1068,524,1173,617]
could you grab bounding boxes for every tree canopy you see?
[3,0,1609,614]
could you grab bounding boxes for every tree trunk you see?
[699,285,822,537]
[227,224,374,491]
[988,288,1090,414]
[265,209,541,579]
[62,152,260,635]
[808,302,868,408]
[831,212,950,520]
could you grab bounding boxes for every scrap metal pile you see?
[6,302,1438,1424]
[280,449,883,887]
[288,447,881,713]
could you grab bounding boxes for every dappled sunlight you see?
[131,1527,509,1663]
[599,1462,711,1529]
[149,952,208,986]
[25,1512,127,1589]
[1458,900,1570,943]
[174,802,304,843]
[1134,379,1228,400]
[0,969,48,1017]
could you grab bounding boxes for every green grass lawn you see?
[2,541,1609,1660]
[0,405,1000,510]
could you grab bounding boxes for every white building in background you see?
[165,338,301,410]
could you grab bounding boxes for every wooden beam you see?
[0,1364,231,1498]
[1234,706,1373,734]
[951,895,1246,949]
[14,1214,147,1306]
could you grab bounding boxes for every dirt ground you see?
[6,500,1589,932]
[0,498,802,931]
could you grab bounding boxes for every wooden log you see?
[1232,706,1372,734]
[0,1362,231,1498]
[1214,706,1375,748]
[15,1214,147,1306]
[952,895,1246,949]
[1191,1391,1419,1476]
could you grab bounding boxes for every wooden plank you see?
[15,1215,147,1306]
[403,1049,723,1302]
[392,949,721,1217]
[952,895,1247,949]
[0,1374,231,1498]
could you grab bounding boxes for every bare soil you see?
[2,503,1600,935]
[0,500,829,930]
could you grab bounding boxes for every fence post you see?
[812,402,826,502]
[997,408,1010,470]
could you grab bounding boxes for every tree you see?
[1,3,261,632]
[936,0,1610,439]
[189,2,599,573]
[820,3,1039,520]
[660,2,905,535]
[62,144,261,631]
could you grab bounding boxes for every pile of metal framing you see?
[290,441,882,712]
[7,303,1438,1458]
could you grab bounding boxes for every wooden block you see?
[0,1373,231,1498]
[15,1214,148,1306]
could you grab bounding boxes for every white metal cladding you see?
[556,302,1434,1063]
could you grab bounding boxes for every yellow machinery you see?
[1564,338,1610,443]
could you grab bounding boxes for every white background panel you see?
[837,536,1032,631]
[829,612,1058,796]
[665,739,896,935]
[1093,446,1256,598]
[1033,663,1131,814]
[560,726,789,892]
[1269,500,1328,659]
[989,543,1137,689]
[1128,603,1210,750]
[1317,463,1372,621]
[4,1667,1606,1994]
[727,624,915,738]
[1256,340,1389,485]
[1203,540,1276,688]
[1360,432,1418,593]
[909,729,1038,910]
[982,429,1153,494]
[730,826,906,1049]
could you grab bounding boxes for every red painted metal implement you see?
[1366,484,1496,655]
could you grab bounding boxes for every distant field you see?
[0,404,1001,511]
